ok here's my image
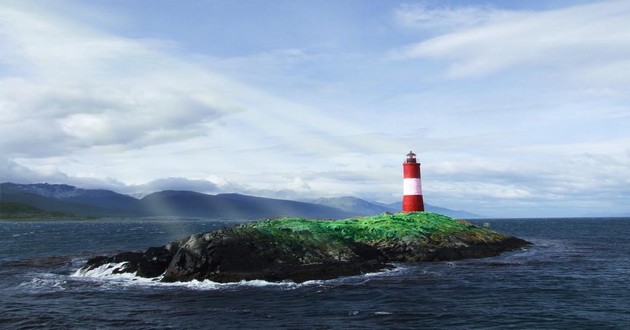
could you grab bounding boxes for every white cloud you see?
[0,5,242,156]
[0,4,388,199]
[0,158,41,183]
[2,2,629,217]
[0,4,379,159]
[393,3,514,30]
[423,148,630,217]
[394,0,630,86]
[0,156,129,191]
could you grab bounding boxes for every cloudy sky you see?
[1,0,629,218]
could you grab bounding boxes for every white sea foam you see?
[11,231,35,237]
[72,262,302,290]
[364,264,406,277]
[70,262,407,290]
[18,273,68,292]
[73,261,133,278]
[374,311,394,315]
[161,278,302,290]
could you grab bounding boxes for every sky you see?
[1,0,629,218]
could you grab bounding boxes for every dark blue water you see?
[1,218,628,329]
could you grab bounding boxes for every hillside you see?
[139,191,351,219]
[0,183,351,219]
[1,182,481,220]
[0,183,124,217]
[311,196,389,216]
[0,201,94,220]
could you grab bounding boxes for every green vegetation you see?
[0,201,96,220]
[82,211,527,283]
[239,212,502,246]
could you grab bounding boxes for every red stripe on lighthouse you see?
[402,151,425,212]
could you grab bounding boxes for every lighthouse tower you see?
[402,151,425,212]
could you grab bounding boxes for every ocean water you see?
[0,217,628,329]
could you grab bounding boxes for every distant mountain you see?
[8,183,82,199]
[0,182,481,220]
[140,191,351,219]
[426,204,482,219]
[0,182,351,219]
[216,193,352,219]
[384,201,483,219]
[0,182,132,217]
[311,196,394,216]
[312,196,482,219]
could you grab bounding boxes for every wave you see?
[71,261,407,291]
[18,272,69,292]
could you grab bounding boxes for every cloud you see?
[424,148,630,217]
[0,158,41,183]
[393,3,513,30]
[393,0,630,85]
[0,156,129,191]
[2,2,629,218]
[0,4,380,165]
[0,5,241,157]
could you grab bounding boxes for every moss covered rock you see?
[81,212,530,283]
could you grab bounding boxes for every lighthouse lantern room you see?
[402,151,425,212]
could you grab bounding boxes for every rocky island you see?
[80,212,530,283]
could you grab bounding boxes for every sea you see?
[0,217,628,329]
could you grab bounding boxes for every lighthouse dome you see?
[406,151,417,163]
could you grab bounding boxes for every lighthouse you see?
[402,151,425,212]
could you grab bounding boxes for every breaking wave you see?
[71,261,406,291]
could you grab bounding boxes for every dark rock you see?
[80,217,530,283]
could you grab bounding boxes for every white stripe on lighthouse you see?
[403,178,422,195]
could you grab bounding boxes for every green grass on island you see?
[235,212,509,251]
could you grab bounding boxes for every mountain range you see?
[0,182,481,220]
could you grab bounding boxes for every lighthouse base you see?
[402,195,425,212]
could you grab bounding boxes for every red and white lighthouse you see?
[402,151,425,212]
